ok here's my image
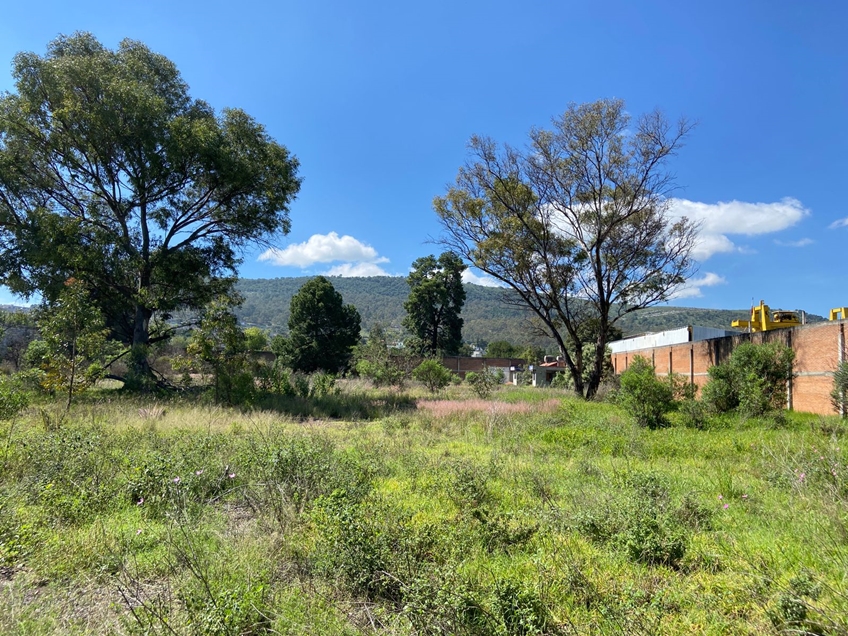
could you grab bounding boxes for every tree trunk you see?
[128,302,154,389]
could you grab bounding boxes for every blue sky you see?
[1,0,846,316]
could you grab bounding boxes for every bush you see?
[832,360,848,417]
[354,324,410,388]
[262,435,372,517]
[700,362,737,415]
[702,342,794,417]
[465,367,502,399]
[413,359,454,393]
[489,579,552,636]
[550,371,572,390]
[617,356,674,429]
[310,491,398,601]
[575,472,693,568]
[0,376,28,420]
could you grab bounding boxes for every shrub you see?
[413,359,454,393]
[700,362,737,414]
[489,579,552,636]
[400,565,489,635]
[575,472,693,568]
[617,356,674,429]
[466,367,502,399]
[354,324,410,388]
[702,342,794,417]
[550,371,572,390]
[0,376,28,420]
[261,435,372,517]
[677,397,708,429]
[310,491,399,601]
[832,360,848,417]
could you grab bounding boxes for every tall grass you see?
[0,385,846,634]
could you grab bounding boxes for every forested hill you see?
[235,276,823,347]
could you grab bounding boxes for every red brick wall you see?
[610,321,847,415]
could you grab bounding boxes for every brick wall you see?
[380,356,525,375]
[610,320,847,415]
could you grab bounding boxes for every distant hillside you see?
[235,276,824,349]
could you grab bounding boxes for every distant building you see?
[608,325,737,354]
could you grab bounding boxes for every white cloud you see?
[774,237,814,247]
[258,232,389,268]
[669,197,810,260]
[829,218,848,229]
[670,272,727,299]
[462,269,505,287]
[324,262,392,277]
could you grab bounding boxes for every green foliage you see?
[465,367,502,399]
[489,580,553,636]
[413,359,454,393]
[0,376,28,420]
[33,279,111,407]
[4,380,848,633]
[310,491,399,601]
[182,297,255,405]
[702,342,795,416]
[485,340,522,358]
[700,362,736,415]
[354,324,410,388]
[181,579,270,636]
[0,33,300,379]
[832,360,848,416]
[617,356,674,428]
[243,327,268,352]
[403,252,467,356]
[576,472,696,568]
[677,397,708,429]
[280,277,361,374]
[549,371,572,390]
[260,436,373,519]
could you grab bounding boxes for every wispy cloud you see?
[670,272,727,299]
[258,232,389,268]
[774,237,814,247]
[258,232,394,277]
[462,269,504,287]
[829,218,848,229]
[669,197,810,260]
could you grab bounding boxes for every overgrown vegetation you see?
[412,359,454,393]
[617,356,675,429]
[832,360,848,417]
[465,366,502,399]
[702,341,795,417]
[0,373,846,634]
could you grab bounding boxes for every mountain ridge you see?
[235,276,823,348]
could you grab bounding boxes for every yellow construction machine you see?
[731,300,803,332]
[830,307,848,321]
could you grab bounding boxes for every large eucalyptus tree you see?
[0,33,301,384]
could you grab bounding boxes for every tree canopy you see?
[0,33,301,383]
[277,276,361,374]
[434,99,697,398]
[402,253,467,357]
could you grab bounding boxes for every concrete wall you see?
[610,320,847,415]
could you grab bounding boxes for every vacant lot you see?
[1,386,846,635]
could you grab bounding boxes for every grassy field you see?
[1,383,847,635]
